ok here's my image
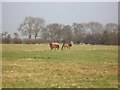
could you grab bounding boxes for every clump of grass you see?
[2,44,118,88]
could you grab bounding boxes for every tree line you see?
[1,16,119,45]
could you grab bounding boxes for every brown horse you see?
[49,43,59,50]
[61,43,72,50]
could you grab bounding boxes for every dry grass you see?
[2,44,118,88]
[3,59,118,88]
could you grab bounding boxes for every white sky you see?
[1,0,119,2]
[1,1,119,34]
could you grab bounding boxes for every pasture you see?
[2,44,118,88]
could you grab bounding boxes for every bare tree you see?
[87,22,103,44]
[88,22,103,34]
[6,34,11,44]
[46,23,63,42]
[32,17,45,39]
[104,23,118,45]
[13,33,22,44]
[14,33,19,39]
[18,16,45,43]
[41,28,51,42]
[71,23,86,44]
[2,31,8,38]
[62,25,72,43]
[105,23,118,32]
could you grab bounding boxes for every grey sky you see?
[0,2,2,33]
[2,2,118,34]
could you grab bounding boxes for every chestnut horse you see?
[61,43,72,50]
[49,43,59,50]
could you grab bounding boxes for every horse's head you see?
[49,43,52,46]
[69,43,72,47]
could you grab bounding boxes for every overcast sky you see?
[2,2,118,34]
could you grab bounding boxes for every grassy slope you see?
[2,44,118,88]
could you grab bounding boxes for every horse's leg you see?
[68,46,70,49]
[61,47,63,50]
[66,46,68,49]
[51,47,53,50]
[57,45,59,50]
[61,44,64,50]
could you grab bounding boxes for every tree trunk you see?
[28,34,31,44]
[35,35,37,39]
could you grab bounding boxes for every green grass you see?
[2,44,118,88]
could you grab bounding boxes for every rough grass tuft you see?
[2,44,118,88]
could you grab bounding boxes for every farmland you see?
[2,44,118,88]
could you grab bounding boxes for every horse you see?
[61,43,72,50]
[49,43,59,50]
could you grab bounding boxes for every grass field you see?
[2,44,118,88]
